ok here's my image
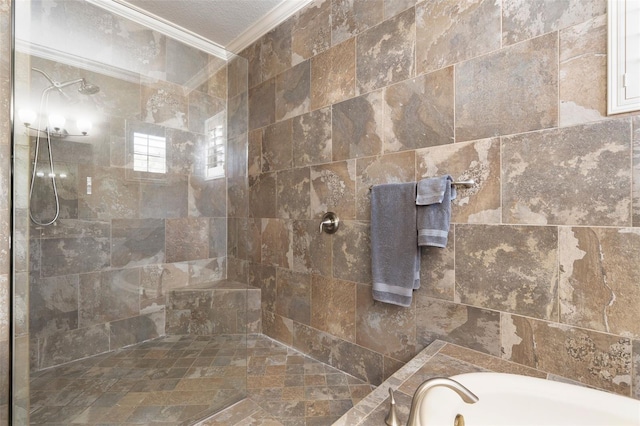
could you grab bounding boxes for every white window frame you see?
[205,113,226,180]
[125,121,168,182]
[608,0,640,114]
[133,132,167,174]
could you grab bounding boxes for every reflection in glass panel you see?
[11,1,248,424]
[206,112,226,180]
[133,132,166,174]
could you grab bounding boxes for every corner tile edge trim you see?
[335,340,447,425]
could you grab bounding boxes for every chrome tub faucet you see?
[386,377,479,426]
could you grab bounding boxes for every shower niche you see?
[12,1,248,424]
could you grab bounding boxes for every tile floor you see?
[29,334,374,425]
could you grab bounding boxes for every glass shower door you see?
[11,1,248,423]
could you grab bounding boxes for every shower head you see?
[31,68,100,96]
[78,80,100,95]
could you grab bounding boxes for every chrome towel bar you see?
[369,179,475,191]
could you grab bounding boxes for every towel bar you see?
[369,179,475,191]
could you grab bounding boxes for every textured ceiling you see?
[124,0,286,48]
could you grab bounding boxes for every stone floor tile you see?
[29,334,374,425]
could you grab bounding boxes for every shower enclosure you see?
[11,1,248,423]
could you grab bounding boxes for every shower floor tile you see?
[29,334,374,425]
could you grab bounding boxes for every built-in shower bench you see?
[166,280,261,336]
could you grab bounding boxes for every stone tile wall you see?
[166,283,261,336]
[20,55,228,371]
[9,1,246,374]
[234,0,640,399]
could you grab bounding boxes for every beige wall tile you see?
[356,283,417,362]
[241,41,262,89]
[141,81,188,131]
[249,78,275,131]
[276,167,311,220]
[439,344,546,378]
[275,60,310,121]
[263,310,294,346]
[384,0,415,20]
[502,0,606,46]
[633,340,640,399]
[140,263,190,305]
[262,119,293,172]
[78,166,140,220]
[356,8,415,94]
[276,268,311,326]
[32,324,110,370]
[332,91,383,162]
[416,298,501,357]
[502,314,631,396]
[456,224,558,321]
[503,119,632,226]
[228,91,248,138]
[416,0,500,74]
[416,231,455,302]
[292,221,332,276]
[293,322,384,384]
[310,38,356,110]
[249,172,276,219]
[228,175,249,218]
[455,32,558,142]
[560,15,607,127]
[416,138,501,224]
[355,151,415,220]
[261,219,293,269]
[292,0,331,64]
[29,274,78,340]
[261,20,293,81]
[331,0,384,46]
[249,263,277,313]
[632,117,640,226]
[332,220,371,284]
[384,67,454,153]
[559,227,640,338]
[227,133,248,180]
[78,269,140,327]
[310,160,356,220]
[292,107,332,168]
[248,129,262,178]
[226,55,246,99]
[311,275,356,342]
[237,218,261,263]
[165,218,209,262]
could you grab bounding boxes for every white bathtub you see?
[419,372,640,426]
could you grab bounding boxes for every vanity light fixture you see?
[19,108,93,137]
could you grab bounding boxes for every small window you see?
[205,113,225,179]
[125,121,167,182]
[608,0,640,114]
[133,132,166,174]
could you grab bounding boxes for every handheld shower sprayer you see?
[28,68,101,226]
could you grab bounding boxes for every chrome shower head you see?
[31,68,100,96]
[78,80,100,95]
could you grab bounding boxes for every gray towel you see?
[416,175,456,248]
[371,182,420,307]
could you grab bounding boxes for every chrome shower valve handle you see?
[319,212,339,234]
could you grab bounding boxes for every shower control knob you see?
[319,212,339,234]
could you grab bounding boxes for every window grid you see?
[206,122,225,179]
[133,132,166,174]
